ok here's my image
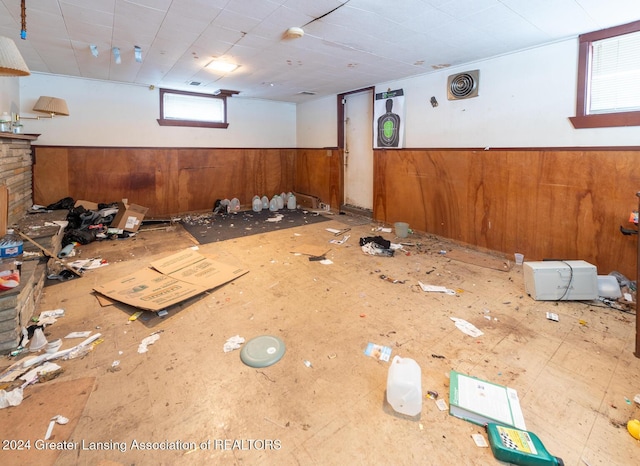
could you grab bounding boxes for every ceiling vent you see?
[298,91,316,95]
[447,70,479,100]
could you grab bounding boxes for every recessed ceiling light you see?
[188,81,201,86]
[206,60,239,73]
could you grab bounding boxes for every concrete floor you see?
[1,213,639,466]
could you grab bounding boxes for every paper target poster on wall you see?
[374,88,405,148]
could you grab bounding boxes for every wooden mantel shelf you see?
[0,132,40,141]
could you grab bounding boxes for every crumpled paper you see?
[138,333,160,353]
[450,317,484,338]
[0,387,24,409]
[223,335,245,353]
[418,281,456,295]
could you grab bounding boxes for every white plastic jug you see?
[387,355,422,416]
[287,193,296,210]
[252,196,262,212]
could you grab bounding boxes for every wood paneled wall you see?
[33,146,296,215]
[32,145,640,278]
[374,148,640,279]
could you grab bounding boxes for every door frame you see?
[336,86,375,213]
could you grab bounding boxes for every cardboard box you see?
[293,192,320,209]
[74,200,100,211]
[111,202,149,232]
[523,260,597,301]
[93,248,248,311]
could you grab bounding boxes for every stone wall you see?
[0,133,37,226]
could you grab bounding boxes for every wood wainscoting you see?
[32,145,640,278]
[33,146,296,216]
[374,147,640,279]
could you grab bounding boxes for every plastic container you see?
[229,198,240,211]
[514,253,524,265]
[487,423,564,466]
[0,228,24,264]
[597,275,622,298]
[269,197,278,211]
[276,195,284,210]
[29,327,48,352]
[287,193,297,210]
[252,196,262,212]
[394,222,409,238]
[261,196,269,210]
[386,355,422,416]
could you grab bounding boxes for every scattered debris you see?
[303,360,313,368]
[472,433,489,447]
[418,281,456,295]
[364,342,392,361]
[546,312,559,322]
[380,274,405,284]
[223,335,245,353]
[44,414,69,440]
[138,332,162,354]
[450,317,484,337]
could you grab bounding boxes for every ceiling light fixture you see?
[284,27,304,39]
[134,46,142,63]
[205,60,239,73]
[112,47,121,64]
[90,44,98,57]
[0,35,30,76]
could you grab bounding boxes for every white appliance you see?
[523,260,598,301]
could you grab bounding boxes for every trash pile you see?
[0,308,101,409]
[41,197,149,251]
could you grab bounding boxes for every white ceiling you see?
[1,0,640,103]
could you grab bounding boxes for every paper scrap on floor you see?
[450,317,484,337]
[419,281,456,295]
[364,342,392,361]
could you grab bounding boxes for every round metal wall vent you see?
[447,70,480,100]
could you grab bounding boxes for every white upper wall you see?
[18,75,296,147]
[0,79,20,120]
[6,36,640,148]
[297,38,640,148]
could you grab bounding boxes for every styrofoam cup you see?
[514,253,524,265]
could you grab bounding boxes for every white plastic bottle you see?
[287,192,296,210]
[387,355,422,416]
[252,196,262,212]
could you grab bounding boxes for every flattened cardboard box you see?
[93,249,248,311]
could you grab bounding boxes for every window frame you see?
[157,88,238,129]
[570,20,640,129]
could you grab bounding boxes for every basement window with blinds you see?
[570,20,640,128]
[157,88,237,128]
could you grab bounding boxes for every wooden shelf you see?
[0,132,39,141]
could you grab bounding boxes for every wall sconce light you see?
[90,44,98,57]
[112,47,121,64]
[430,96,438,108]
[17,96,70,121]
[0,35,30,77]
[134,46,142,63]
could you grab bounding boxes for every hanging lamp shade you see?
[33,96,69,116]
[0,36,30,77]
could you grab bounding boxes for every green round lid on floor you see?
[240,335,286,368]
